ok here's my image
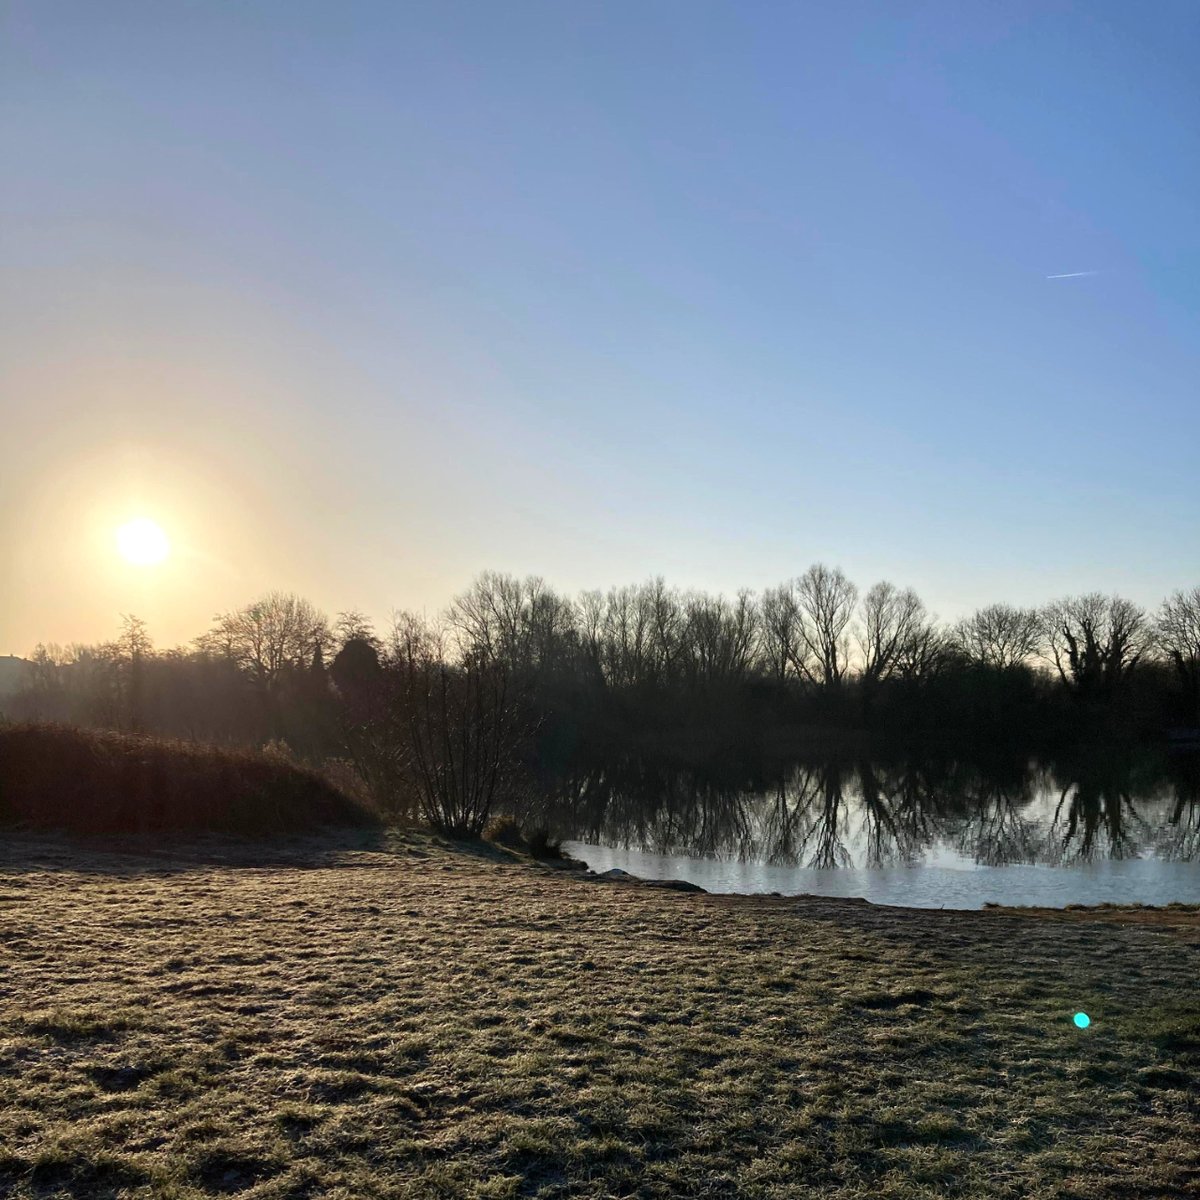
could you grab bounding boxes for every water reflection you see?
[537,752,1200,872]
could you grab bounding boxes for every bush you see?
[484,815,525,848]
[318,757,385,818]
[0,723,379,835]
[525,826,565,860]
[396,654,530,837]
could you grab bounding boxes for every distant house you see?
[0,656,31,709]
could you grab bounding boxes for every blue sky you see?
[2,1,1197,649]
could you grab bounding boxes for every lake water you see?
[545,752,1200,909]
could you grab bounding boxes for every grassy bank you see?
[0,833,1196,1198]
[0,724,377,834]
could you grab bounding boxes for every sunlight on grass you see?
[0,833,1195,1198]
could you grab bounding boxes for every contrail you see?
[1046,271,1098,279]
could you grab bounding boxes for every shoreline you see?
[3,826,1198,925]
[561,846,1200,922]
[577,860,1200,933]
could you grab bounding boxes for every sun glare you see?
[116,518,171,566]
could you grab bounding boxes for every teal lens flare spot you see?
[1073,1012,1091,1029]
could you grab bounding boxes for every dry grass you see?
[987,901,1200,946]
[0,831,1196,1199]
[0,724,377,835]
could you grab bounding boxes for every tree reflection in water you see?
[534,751,1200,870]
[1156,759,1200,861]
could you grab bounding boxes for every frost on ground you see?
[0,832,1196,1199]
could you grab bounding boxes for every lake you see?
[544,751,1200,909]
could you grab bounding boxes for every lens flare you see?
[1073,1012,1091,1029]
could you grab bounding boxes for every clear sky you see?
[2,1,1197,653]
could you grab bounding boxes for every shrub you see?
[0,722,379,835]
[396,654,530,838]
[485,815,525,848]
[525,826,565,860]
[318,757,384,818]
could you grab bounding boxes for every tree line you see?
[7,569,1199,832]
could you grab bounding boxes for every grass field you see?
[0,831,1197,1199]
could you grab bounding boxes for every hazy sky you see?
[3,1,1197,654]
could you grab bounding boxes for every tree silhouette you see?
[795,564,857,689]
[1042,594,1149,704]
[1156,588,1200,723]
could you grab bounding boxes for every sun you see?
[116,518,171,566]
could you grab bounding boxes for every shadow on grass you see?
[0,825,395,877]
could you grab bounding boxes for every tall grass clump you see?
[0,723,379,835]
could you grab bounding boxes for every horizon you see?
[4,2,1198,654]
[2,566,1196,662]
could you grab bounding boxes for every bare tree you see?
[857,582,927,684]
[1157,587,1200,721]
[446,571,524,665]
[63,641,123,727]
[795,564,858,687]
[117,614,152,730]
[597,584,652,688]
[395,624,530,836]
[893,619,950,682]
[576,589,607,688]
[1041,594,1150,701]
[681,590,759,686]
[12,644,66,722]
[759,583,807,683]
[200,593,331,694]
[644,577,685,685]
[953,603,1042,670]
[447,573,577,675]
[386,609,445,666]
[525,585,579,676]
